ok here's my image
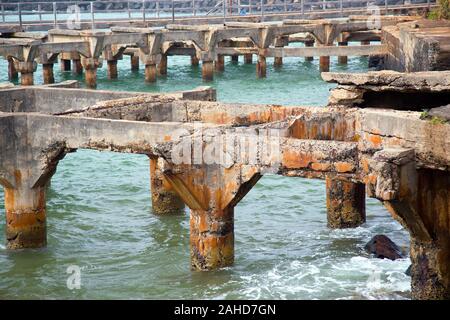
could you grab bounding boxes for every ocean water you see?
[0,52,411,299]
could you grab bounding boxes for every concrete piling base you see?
[215,55,224,72]
[257,55,267,78]
[81,58,101,89]
[202,60,214,81]
[14,61,37,86]
[107,60,118,79]
[410,239,450,300]
[72,59,83,75]
[191,55,199,66]
[274,56,283,67]
[131,55,140,71]
[85,69,97,88]
[158,54,168,76]
[8,57,18,81]
[145,64,157,83]
[326,177,366,228]
[149,157,185,215]
[42,63,55,84]
[319,56,330,72]
[305,40,314,61]
[244,53,252,64]
[231,55,239,63]
[338,41,348,64]
[4,186,47,249]
[190,207,234,271]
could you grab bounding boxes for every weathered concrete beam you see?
[264,44,388,57]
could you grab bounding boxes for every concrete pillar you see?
[131,54,140,71]
[81,58,100,89]
[304,40,314,61]
[326,177,366,228]
[319,56,330,72]
[244,53,252,64]
[256,55,266,78]
[274,56,283,67]
[144,64,157,83]
[231,55,239,63]
[42,63,55,84]
[14,61,37,86]
[202,60,214,81]
[406,170,450,300]
[7,57,18,81]
[107,60,118,79]
[361,41,370,58]
[190,207,234,270]
[191,55,199,66]
[60,59,71,72]
[158,54,168,76]
[149,157,185,214]
[72,59,83,75]
[4,186,47,249]
[338,41,348,65]
[215,55,225,72]
[410,239,450,300]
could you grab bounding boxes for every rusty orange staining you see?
[164,135,171,141]
[368,133,383,148]
[282,150,313,169]
[311,162,331,171]
[334,162,355,173]
[361,158,370,173]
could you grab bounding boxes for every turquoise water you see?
[0,53,411,299]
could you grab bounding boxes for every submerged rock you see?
[405,265,412,276]
[364,235,403,260]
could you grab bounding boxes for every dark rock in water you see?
[405,264,412,276]
[364,235,403,260]
[428,104,450,121]
[368,55,384,70]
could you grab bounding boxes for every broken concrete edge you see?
[322,70,450,89]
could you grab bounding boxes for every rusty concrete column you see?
[190,207,234,271]
[7,57,18,81]
[326,177,366,228]
[274,56,283,67]
[107,60,118,79]
[319,56,330,72]
[4,186,47,249]
[256,55,266,78]
[231,55,239,63]
[14,61,37,86]
[215,55,225,72]
[410,239,450,300]
[406,169,450,300]
[244,53,252,64]
[149,157,185,214]
[60,59,71,72]
[338,41,348,65]
[304,40,314,61]
[144,64,157,83]
[131,54,140,71]
[72,59,83,75]
[42,63,55,84]
[202,60,214,81]
[361,40,370,45]
[191,55,199,66]
[158,54,168,76]
[81,58,100,89]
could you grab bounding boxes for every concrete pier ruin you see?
[1,69,449,299]
[1,16,426,87]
